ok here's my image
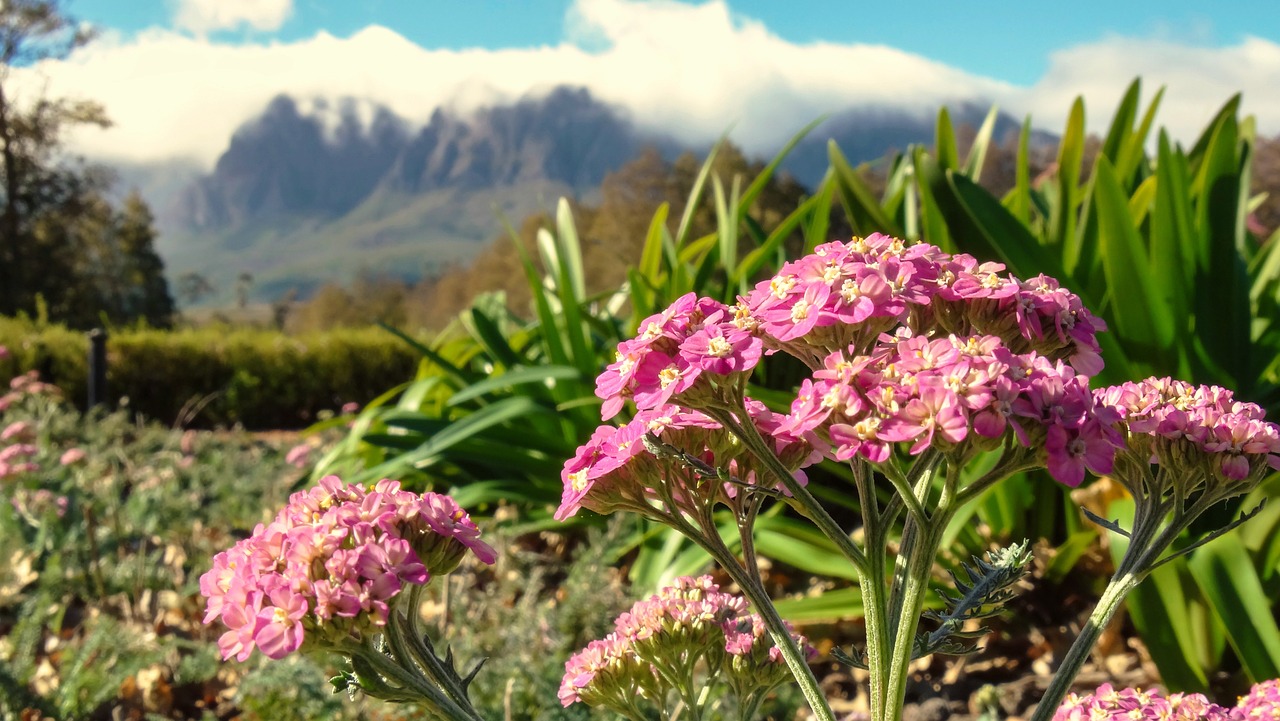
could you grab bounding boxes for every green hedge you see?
[0,318,421,429]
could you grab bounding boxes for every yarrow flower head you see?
[556,401,819,522]
[1,421,34,443]
[559,575,812,714]
[1053,683,1232,720]
[1233,678,1280,719]
[595,293,763,420]
[1096,378,1280,501]
[741,235,1106,375]
[199,476,495,662]
[782,332,1120,486]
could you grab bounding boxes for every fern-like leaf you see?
[913,540,1033,659]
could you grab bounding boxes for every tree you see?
[112,193,174,324]
[235,271,254,309]
[177,272,214,307]
[0,1,174,326]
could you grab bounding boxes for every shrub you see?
[0,317,421,429]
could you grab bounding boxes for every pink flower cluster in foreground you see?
[596,294,763,420]
[556,401,818,521]
[560,575,811,709]
[1097,378,1280,482]
[784,333,1120,486]
[1055,680,1280,720]
[1054,683,1231,720]
[594,237,1106,425]
[200,476,495,661]
[745,236,1105,373]
[1234,678,1280,719]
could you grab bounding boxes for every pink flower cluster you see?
[596,293,764,420]
[0,371,59,412]
[1096,378,1280,483]
[1054,683,1231,720]
[200,476,495,662]
[1234,678,1280,719]
[10,488,67,519]
[1056,680,1280,720]
[1,420,33,442]
[782,333,1119,486]
[559,575,811,708]
[556,401,817,521]
[745,235,1105,374]
[285,442,314,469]
[0,440,38,479]
[593,237,1106,427]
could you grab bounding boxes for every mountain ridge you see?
[145,86,1045,306]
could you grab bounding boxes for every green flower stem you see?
[853,460,892,721]
[401,584,488,713]
[1027,570,1141,721]
[882,516,949,721]
[738,691,765,721]
[884,453,946,635]
[1028,495,1193,721]
[387,609,484,719]
[708,404,870,577]
[671,511,838,721]
[355,642,482,720]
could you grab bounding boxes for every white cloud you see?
[8,0,1279,168]
[1010,36,1280,143]
[172,0,292,34]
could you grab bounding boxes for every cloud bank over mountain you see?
[12,0,1280,168]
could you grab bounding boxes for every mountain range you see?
[129,86,1034,305]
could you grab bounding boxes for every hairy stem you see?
[670,511,837,721]
[1028,498,1184,721]
[707,404,870,577]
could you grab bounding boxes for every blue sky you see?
[23,0,1280,166]
[72,0,1259,84]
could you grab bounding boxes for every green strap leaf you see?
[1188,533,1280,681]
[447,364,582,406]
[961,105,999,181]
[353,396,549,483]
[829,140,902,236]
[1093,156,1174,351]
[936,106,960,171]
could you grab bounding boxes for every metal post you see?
[87,329,107,409]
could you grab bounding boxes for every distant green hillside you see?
[158,181,575,305]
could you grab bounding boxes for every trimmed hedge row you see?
[0,318,422,429]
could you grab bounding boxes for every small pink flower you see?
[879,385,969,455]
[59,448,86,466]
[1045,423,1114,487]
[1,421,33,442]
[284,443,313,469]
[341,402,360,414]
[678,324,762,376]
[253,586,309,659]
[0,443,36,462]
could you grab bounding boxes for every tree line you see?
[0,1,174,328]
